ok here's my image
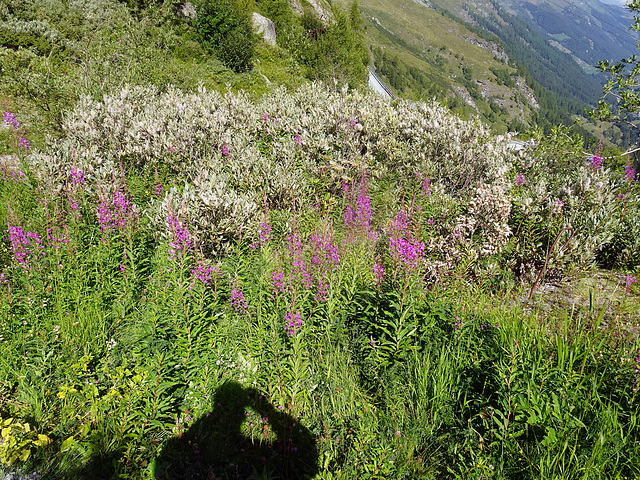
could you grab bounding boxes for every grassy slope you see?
[348,0,532,130]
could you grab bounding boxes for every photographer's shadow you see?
[154,381,318,480]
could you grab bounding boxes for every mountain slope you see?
[355,0,537,132]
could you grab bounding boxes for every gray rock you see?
[252,13,276,46]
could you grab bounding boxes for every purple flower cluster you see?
[515,174,525,187]
[288,233,312,290]
[310,234,339,270]
[454,316,464,331]
[315,279,329,302]
[154,183,163,196]
[230,281,248,313]
[309,233,339,301]
[343,181,373,238]
[190,261,218,286]
[624,166,635,183]
[97,188,137,241]
[389,236,425,271]
[167,214,191,260]
[479,322,499,330]
[285,310,302,337]
[222,145,230,157]
[625,275,637,289]
[8,224,43,271]
[47,226,69,251]
[389,210,424,273]
[271,270,286,297]
[1,167,27,183]
[3,112,19,128]
[70,168,85,186]
[260,222,273,247]
[294,136,302,147]
[590,156,603,171]
[421,176,431,196]
[18,138,30,149]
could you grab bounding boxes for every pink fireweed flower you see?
[191,261,218,286]
[625,275,637,289]
[4,168,27,183]
[167,215,191,260]
[315,279,329,302]
[260,222,273,247]
[343,205,355,228]
[392,210,410,236]
[294,136,302,147]
[285,310,302,337]
[46,227,69,251]
[97,188,138,241]
[70,167,85,185]
[3,112,19,129]
[154,183,163,196]
[271,270,286,297]
[222,145,230,157]
[515,174,525,186]
[310,234,339,270]
[356,191,372,229]
[389,236,425,271]
[624,166,635,183]
[8,225,44,271]
[287,233,313,289]
[18,138,30,149]
[230,281,248,313]
[590,156,603,171]
[421,176,431,196]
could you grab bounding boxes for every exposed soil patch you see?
[524,269,640,339]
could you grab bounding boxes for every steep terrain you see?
[355,0,638,136]
[356,0,537,132]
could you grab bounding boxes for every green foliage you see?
[193,0,257,72]
[257,0,294,33]
[1,77,640,480]
[0,417,51,465]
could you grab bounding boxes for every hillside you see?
[356,0,535,132]
[356,0,638,137]
[1,0,640,478]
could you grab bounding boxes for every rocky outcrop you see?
[252,13,276,46]
[461,35,509,63]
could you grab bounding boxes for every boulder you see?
[252,13,276,46]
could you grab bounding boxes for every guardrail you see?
[367,66,397,100]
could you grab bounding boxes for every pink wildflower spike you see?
[285,310,302,337]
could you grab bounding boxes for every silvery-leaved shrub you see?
[29,81,640,271]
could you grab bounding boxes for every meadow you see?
[0,83,639,479]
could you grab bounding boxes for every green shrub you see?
[193,0,256,72]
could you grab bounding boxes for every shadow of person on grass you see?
[154,380,318,480]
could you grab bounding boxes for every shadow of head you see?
[154,380,318,479]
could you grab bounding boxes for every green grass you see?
[0,140,639,479]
